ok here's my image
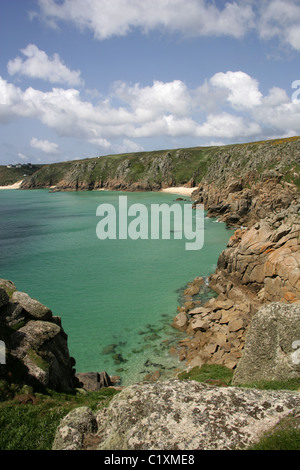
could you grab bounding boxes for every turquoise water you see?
[0,189,232,385]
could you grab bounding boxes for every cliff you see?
[20,136,300,192]
[172,137,300,374]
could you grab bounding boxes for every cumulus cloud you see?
[257,0,300,51]
[30,137,59,154]
[7,44,83,86]
[113,80,192,120]
[36,0,255,40]
[1,71,300,150]
[210,71,263,110]
[34,0,300,53]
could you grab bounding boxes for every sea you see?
[0,189,233,386]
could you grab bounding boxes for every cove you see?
[0,189,233,385]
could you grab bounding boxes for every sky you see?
[1,0,300,165]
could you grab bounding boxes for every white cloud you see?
[36,0,255,40]
[7,44,83,86]
[257,0,300,51]
[30,137,59,154]
[1,71,300,151]
[113,80,191,120]
[34,0,300,53]
[195,112,262,139]
[210,71,263,110]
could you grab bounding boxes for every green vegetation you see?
[237,377,300,391]
[248,414,300,450]
[0,367,299,450]
[18,136,300,192]
[0,165,42,186]
[0,383,120,450]
[177,364,234,385]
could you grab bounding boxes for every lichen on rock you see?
[52,379,300,450]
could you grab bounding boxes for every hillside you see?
[0,164,42,187]
[20,136,300,192]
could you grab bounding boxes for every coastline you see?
[159,186,197,196]
[172,179,300,373]
[2,180,299,382]
[0,180,23,190]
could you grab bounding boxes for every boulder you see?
[52,380,300,450]
[0,281,78,393]
[11,291,52,321]
[75,372,112,391]
[52,407,97,451]
[232,302,300,385]
[9,320,76,392]
[172,311,188,331]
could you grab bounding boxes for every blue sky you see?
[1,0,300,165]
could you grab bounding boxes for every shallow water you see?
[0,189,233,385]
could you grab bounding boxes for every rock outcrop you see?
[175,149,300,375]
[0,280,79,393]
[52,379,300,450]
[232,302,300,385]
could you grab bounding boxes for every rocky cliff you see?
[0,279,79,393]
[20,136,300,193]
[166,137,300,375]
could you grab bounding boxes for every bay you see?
[0,189,233,385]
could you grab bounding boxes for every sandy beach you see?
[160,186,197,196]
[0,180,23,190]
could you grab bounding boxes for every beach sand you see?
[0,180,23,190]
[160,186,197,196]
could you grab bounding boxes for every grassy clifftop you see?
[0,164,42,186]
[16,135,300,191]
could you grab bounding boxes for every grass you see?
[177,364,234,385]
[248,414,300,450]
[0,386,120,450]
[0,367,299,450]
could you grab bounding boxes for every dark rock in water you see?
[144,359,164,369]
[113,353,127,364]
[101,344,117,355]
[75,371,112,391]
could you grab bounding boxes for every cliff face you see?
[20,148,204,191]
[173,142,300,373]
[20,136,300,193]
